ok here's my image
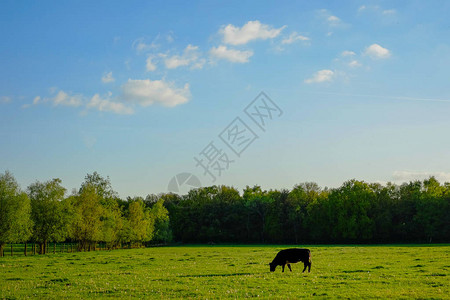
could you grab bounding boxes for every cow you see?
[269,248,311,273]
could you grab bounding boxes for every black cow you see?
[269,248,311,272]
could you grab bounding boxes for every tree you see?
[144,194,159,207]
[101,200,123,249]
[27,179,68,254]
[286,183,321,243]
[126,197,151,246]
[69,184,104,251]
[394,180,422,241]
[79,172,124,248]
[0,171,33,256]
[414,177,448,242]
[369,182,396,242]
[150,199,172,244]
[323,180,375,242]
[243,185,273,242]
[79,172,117,201]
[160,193,184,241]
[264,189,289,243]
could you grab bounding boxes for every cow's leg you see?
[302,262,307,273]
[287,264,292,272]
[308,261,311,273]
[282,264,285,272]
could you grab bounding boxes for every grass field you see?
[1,245,449,299]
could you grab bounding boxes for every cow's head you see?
[269,262,276,272]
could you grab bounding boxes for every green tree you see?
[80,172,117,200]
[101,200,123,249]
[325,180,375,242]
[176,187,219,242]
[0,171,33,256]
[243,185,273,242]
[394,181,422,241]
[159,193,184,241]
[369,182,396,242]
[27,178,68,254]
[414,177,448,242]
[263,189,288,243]
[79,172,124,248]
[150,199,172,244]
[126,197,151,246]
[70,184,104,251]
[286,182,322,243]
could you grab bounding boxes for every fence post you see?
[11,244,13,256]
[53,243,56,254]
[24,243,27,256]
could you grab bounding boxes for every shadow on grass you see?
[342,270,366,273]
[178,272,253,278]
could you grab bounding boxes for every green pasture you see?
[1,245,449,299]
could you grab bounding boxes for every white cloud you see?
[0,96,11,103]
[364,43,391,59]
[358,5,396,16]
[36,90,83,107]
[392,171,450,183]
[146,56,157,71]
[166,32,174,43]
[53,91,83,107]
[165,55,190,69]
[349,60,362,68]
[341,50,356,57]
[33,89,133,114]
[221,20,285,45]
[21,96,40,108]
[210,45,253,63]
[319,9,342,26]
[209,45,253,63]
[122,79,190,107]
[382,9,396,15]
[281,32,310,44]
[304,69,334,84]
[358,5,380,13]
[163,44,205,69]
[132,37,159,53]
[101,71,115,83]
[191,59,206,70]
[87,93,134,115]
[358,5,381,13]
[327,15,340,23]
[29,78,189,114]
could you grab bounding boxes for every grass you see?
[1,245,449,299]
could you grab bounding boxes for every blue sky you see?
[1,1,450,197]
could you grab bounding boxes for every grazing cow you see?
[269,248,311,273]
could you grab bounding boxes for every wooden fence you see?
[0,242,120,257]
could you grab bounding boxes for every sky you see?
[1,0,450,198]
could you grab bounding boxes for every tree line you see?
[0,171,170,256]
[1,171,449,256]
[163,180,449,244]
